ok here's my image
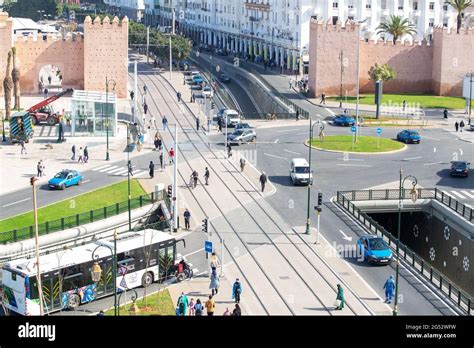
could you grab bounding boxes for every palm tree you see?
[3,51,13,121]
[376,15,417,44]
[11,47,20,111]
[445,0,473,33]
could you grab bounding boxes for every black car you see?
[219,73,231,83]
[450,161,470,177]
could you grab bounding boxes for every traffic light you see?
[202,218,209,233]
[167,184,172,198]
[317,192,323,206]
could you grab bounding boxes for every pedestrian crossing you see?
[92,164,148,177]
[441,190,474,205]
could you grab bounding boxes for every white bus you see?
[2,229,185,315]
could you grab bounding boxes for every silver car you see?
[227,129,257,144]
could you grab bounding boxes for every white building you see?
[103,0,145,21]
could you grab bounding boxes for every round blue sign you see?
[376,127,382,134]
[351,126,357,133]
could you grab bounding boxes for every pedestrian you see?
[194,298,203,316]
[189,298,195,316]
[455,121,459,132]
[169,147,175,164]
[259,172,267,193]
[460,120,465,132]
[227,143,232,158]
[184,208,191,230]
[154,137,160,151]
[296,109,299,121]
[209,272,220,296]
[319,129,325,142]
[143,84,148,94]
[128,160,134,176]
[130,90,134,101]
[240,157,246,172]
[232,303,242,316]
[71,144,76,160]
[177,91,181,102]
[159,152,164,170]
[44,88,49,99]
[443,108,448,119]
[205,295,215,316]
[20,139,27,155]
[77,147,84,163]
[192,170,199,188]
[97,310,105,316]
[217,118,222,132]
[48,75,52,85]
[320,92,326,105]
[196,117,200,131]
[232,278,242,304]
[83,146,89,163]
[162,115,168,131]
[223,307,231,316]
[289,78,292,89]
[204,167,210,185]
[335,284,345,310]
[176,292,189,316]
[210,252,219,273]
[37,161,42,177]
[143,103,148,115]
[402,100,406,111]
[383,275,396,304]
[149,161,155,178]
[192,93,195,103]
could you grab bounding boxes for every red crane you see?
[28,88,73,125]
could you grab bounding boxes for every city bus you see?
[1,229,184,315]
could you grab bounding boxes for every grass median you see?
[0,179,146,235]
[310,135,405,153]
[104,289,175,316]
[328,94,466,109]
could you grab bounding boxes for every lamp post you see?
[338,50,344,108]
[393,169,418,316]
[355,19,367,141]
[126,123,132,231]
[30,176,44,316]
[118,288,138,315]
[105,77,116,161]
[2,110,6,142]
[92,230,118,316]
[305,118,324,235]
[468,72,473,125]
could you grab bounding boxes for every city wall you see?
[0,13,128,98]
[309,19,474,97]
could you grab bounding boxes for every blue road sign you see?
[205,240,213,253]
[351,126,357,133]
[376,127,382,135]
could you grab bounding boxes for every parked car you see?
[223,109,241,127]
[227,129,256,144]
[202,86,213,98]
[357,235,393,265]
[219,73,231,83]
[48,170,83,190]
[450,161,470,177]
[178,60,189,70]
[235,123,253,130]
[333,115,355,126]
[192,75,204,84]
[396,130,421,144]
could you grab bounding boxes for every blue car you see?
[333,115,355,126]
[397,130,421,144]
[48,170,83,190]
[192,75,204,84]
[357,235,393,265]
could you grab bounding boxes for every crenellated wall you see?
[0,13,128,98]
[309,19,474,97]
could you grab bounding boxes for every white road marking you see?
[284,149,301,155]
[402,156,422,161]
[93,165,113,171]
[113,169,129,175]
[338,230,353,241]
[336,164,373,167]
[459,148,463,156]
[433,147,436,153]
[297,132,308,135]
[421,136,440,141]
[107,167,128,174]
[337,158,365,161]
[183,248,205,258]
[99,165,118,172]
[82,180,91,184]
[274,139,280,143]
[450,191,466,199]
[460,190,474,199]
[442,191,455,198]
[264,153,287,160]
[126,170,147,177]
[424,162,443,166]
[3,198,31,207]
[277,129,298,133]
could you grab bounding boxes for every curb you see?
[303,139,408,155]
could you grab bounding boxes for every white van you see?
[289,158,313,185]
[223,109,241,127]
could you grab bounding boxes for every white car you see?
[202,86,213,98]
[223,109,241,127]
[289,158,313,185]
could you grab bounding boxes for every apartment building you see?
[103,0,145,21]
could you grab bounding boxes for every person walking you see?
[77,147,84,163]
[192,170,199,188]
[455,121,459,132]
[143,103,148,115]
[402,100,406,111]
[217,117,222,133]
[232,278,242,304]
[128,160,134,176]
[71,145,76,160]
[227,143,232,158]
[205,295,215,316]
[320,92,326,105]
[204,167,210,185]
[176,292,189,316]
[143,84,148,95]
[196,117,200,131]
[177,91,181,102]
[232,303,242,316]
[37,161,42,177]
[162,115,168,131]
[319,128,325,142]
[169,147,175,165]
[289,78,292,90]
[184,208,191,230]
[83,146,89,163]
[149,161,155,178]
[20,139,27,155]
[460,120,465,132]
[335,284,345,310]
[210,252,219,273]
[194,298,204,316]
[259,172,268,193]
[383,275,396,304]
[159,152,164,170]
[130,90,134,101]
[443,109,448,119]
[209,272,220,296]
[296,109,299,121]
[48,75,52,85]
[44,88,49,99]
[240,157,246,172]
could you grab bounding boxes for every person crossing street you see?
[335,284,345,310]
[184,208,191,230]
[71,144,76,160]
[383,275,396,304]
[204,167,210,185]
[149,161,155,178]
[259,172,268,193]
[177,91,181,102]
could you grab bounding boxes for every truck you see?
[28,88,73,126]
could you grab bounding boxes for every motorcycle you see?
[174,260,193,282]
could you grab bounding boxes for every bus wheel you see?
[67,294,81,311]
[142,272,153,287]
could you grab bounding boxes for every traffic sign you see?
[376,127,382,135]
[205,240,213,253]
[351,126,357,133]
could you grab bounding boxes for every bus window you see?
[62,273,83,292]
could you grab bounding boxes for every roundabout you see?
[307,135,406,154]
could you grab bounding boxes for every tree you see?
[376,15,417,44]
[11,47,20,111]
[3,51,13,121]
[5,0,59,21]
[445,0,473,33]
[369,63,397,83]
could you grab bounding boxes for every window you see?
[429,2,434,10]
[11,272,16,281]
[429,20,434,27]
[333,2,338,8]
[443,20,448,27]
[398,0,403,10]
[381,0,387,9]
[332,16,338,25]
[443,4,448,11]
[413,2,418,10]
[366,4,371,9]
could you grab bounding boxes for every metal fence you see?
[336,190,472,315]
[0,190,166,245]
[241,112,300,120]
[338,188,473,223]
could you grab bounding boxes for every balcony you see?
[244,1,271,12]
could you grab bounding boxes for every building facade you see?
[103,0,145,21]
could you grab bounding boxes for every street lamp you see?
[393,169,418,316]
[2,110,6,142]
[305,118,324,235]
[355,19,367,141]
[118,288,138,315]
[30,176,44,316]
[105,77,116,161]
[92,230,118,316]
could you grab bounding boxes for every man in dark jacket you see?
[259,172,267,192]
[149,161,155,178]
